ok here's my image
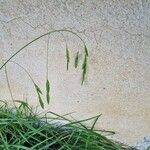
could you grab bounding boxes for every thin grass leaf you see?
[147,146,150,150]
[91,114,101,131]
[30,136,53,149]
[85,134,91,150]
[11,145,30,150]
[75,51,79,68]
[0,132,9,150]
[46,80,50,104]
[0,100,7,107]
[61,114,102,129]
[14,100,31,112]
[66,46,70,70]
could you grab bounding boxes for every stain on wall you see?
[0,0,150,144]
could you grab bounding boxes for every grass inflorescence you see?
[1,29,89,109]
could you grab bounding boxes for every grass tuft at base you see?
[0,100,136,150]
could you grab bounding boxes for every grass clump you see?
[0,29,138,149]
[0,100,135,150]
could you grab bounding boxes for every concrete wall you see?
[0,0,150,144]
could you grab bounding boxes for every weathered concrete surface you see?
[0,0,150,144]
[133,136,150,150]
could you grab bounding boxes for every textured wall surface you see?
[0,0,150,144]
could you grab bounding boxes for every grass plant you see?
[0,30,137,149]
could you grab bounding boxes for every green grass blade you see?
[91,114,101,131]
[147,146,150,150]
[0,132,9,150]
[11,145,30,150]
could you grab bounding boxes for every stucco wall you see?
[0,0,150,144]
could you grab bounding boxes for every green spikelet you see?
[46,80,50,104]
[66,46,70,70]
[37,92,44,109]
[34,83,44,109]
[81,54,87,85]
[75,51,79,68]
[34,84,43,94]
[84,45,88,56]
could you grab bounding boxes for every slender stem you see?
[7,61,35,84]
[0,29,85,70]
[59,32,67,47]
[3,60,41,109]
[46,35,50,80]
[4,65,15,106]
